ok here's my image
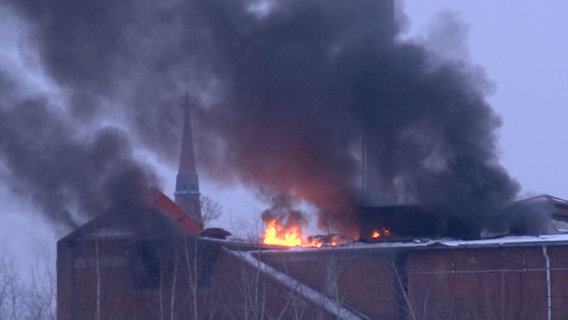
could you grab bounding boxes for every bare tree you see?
[169,250,178,320]
[0,242,22,320]
[152,238,220,320]
[383,251,430,320]
[231,253,268,319]
[156,243,176,320]
[183,239,200,320]
[200,195,222,225]
[0,240,57,320]
[21,249,57,320]
[94,233,102,320]
[156,242,180,320]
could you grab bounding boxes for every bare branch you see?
[200,195,222,225]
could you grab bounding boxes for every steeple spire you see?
[174,91,202,223]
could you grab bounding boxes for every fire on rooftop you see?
[47,0,568,319]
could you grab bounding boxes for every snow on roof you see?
[430,233,568,247]
[517,194,568,206]
[257,233,568,255]
[225,248,370,320]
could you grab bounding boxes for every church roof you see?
[60,188,203,241]
[148,187,203,235]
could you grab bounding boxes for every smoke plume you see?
[1,0,518,236]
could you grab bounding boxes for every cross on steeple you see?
[181,90,195,115]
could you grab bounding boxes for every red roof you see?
[148,188,203,235]
[61,188,204,241]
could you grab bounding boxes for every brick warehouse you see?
[56,59,568,320]
[56,87,568,318]
[54,1,568,318]
[57,202,568,319]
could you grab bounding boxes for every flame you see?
[263,219,303,247]
[371,228,391,240]
[263,219,324,248]
[304,238,323,248]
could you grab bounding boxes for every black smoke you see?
[260,194,308,233]
[1,0,519,236]
[0,93,160,231]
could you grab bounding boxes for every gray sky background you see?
[403,1,568,202]
[1,1,567,264]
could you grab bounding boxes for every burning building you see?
[58,190,568,319]
[49,1,568,319]
[56,88,568,319]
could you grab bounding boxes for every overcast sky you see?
[403,0,568,200]
[2,1,568,264]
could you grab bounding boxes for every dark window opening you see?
[129,243,160,289]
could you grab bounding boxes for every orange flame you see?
[263,219,303,247]
[304,238,323,248]
[263,219,324,248]
[371,228,391,239]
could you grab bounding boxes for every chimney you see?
[174,92,202,223]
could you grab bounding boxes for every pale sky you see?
[2,1,568,264]
[402,1,568,200]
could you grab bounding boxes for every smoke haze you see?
[0,0,518,235]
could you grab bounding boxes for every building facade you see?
[58,212,568,320]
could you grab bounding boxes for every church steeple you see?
[174,92,202,223]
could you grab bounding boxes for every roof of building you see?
[517,194,568,219]
[253,233,568,258]
[148,187,203,235]
[60,188,202,241]
[517,194,568,206]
